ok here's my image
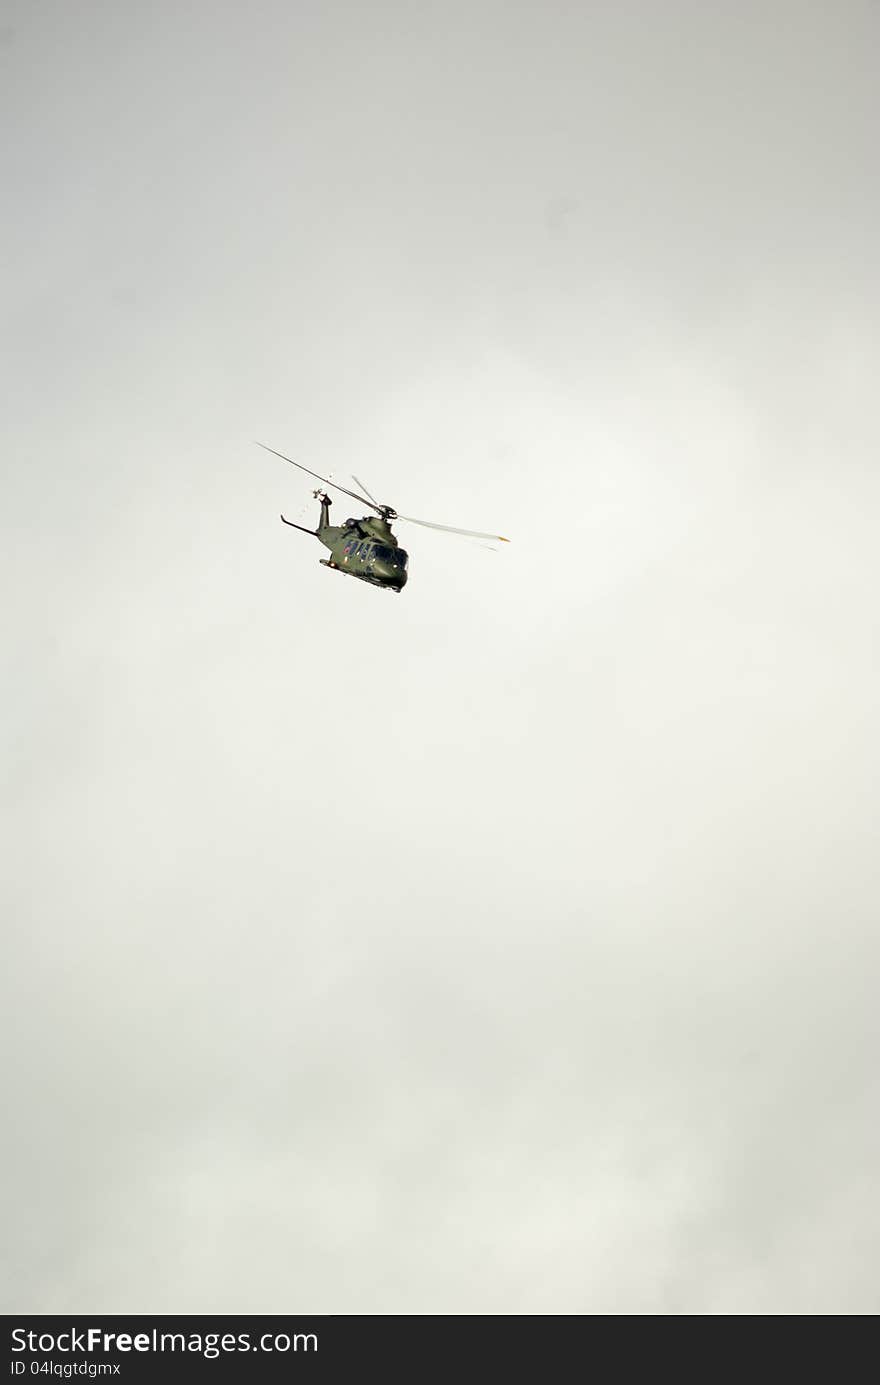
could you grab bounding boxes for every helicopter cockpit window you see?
[374,545,408,567]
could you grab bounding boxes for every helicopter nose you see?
[374,560,407,588]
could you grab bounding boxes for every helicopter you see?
[257,442,509,593]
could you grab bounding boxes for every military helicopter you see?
[257,442,509,593]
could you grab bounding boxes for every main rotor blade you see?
[351,474,383,509]
[255,443,383,514]
[258,443,510,541]
[399,515,510,542]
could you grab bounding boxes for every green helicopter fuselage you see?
[282,494,409,592]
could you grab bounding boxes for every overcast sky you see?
[2,0,878,1315]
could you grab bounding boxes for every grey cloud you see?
[2,0,878,1315]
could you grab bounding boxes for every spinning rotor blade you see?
[255,442,383,514]
[399,515,510,542]
[351,474,384,509]
[260,443,510,541]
